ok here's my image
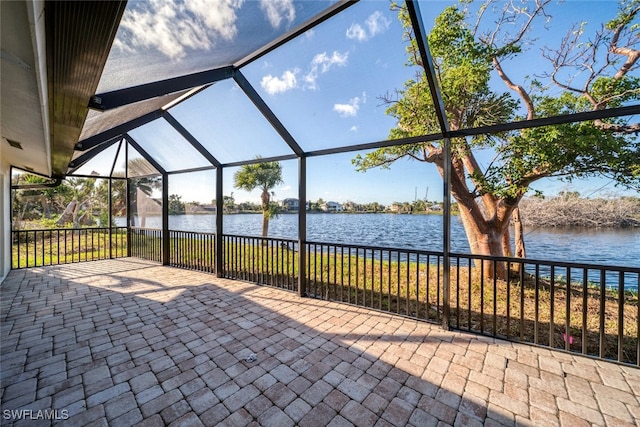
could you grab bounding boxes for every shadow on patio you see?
[1,259,639,426]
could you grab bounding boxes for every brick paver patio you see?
[1,258,639,426]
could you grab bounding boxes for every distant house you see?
[429,204,442,211]
[389,203,403,213]
[321,201,343,212]
[280,198,299,211]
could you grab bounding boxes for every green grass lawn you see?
[12,229,127,268]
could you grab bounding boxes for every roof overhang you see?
[1,0,49,175]
[46,1,127,178]
[1,1,126,178]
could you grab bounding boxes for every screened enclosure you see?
[6,0,640,365]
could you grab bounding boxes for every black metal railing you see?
[304,242,639,365]
[222,234,299,292]
[169,230,216,273]
[11,227,127,269]
[129,227,162,263]
[305,241,445,324]
[448,252,640,365]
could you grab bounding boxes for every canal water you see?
[122,213,640,268]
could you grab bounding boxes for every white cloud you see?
[186,0,244,40]
[350,125,359,132]
[261,50,348,94]
[333,103,357,117]
[304,51,348,89]
[311,51,348,72]
[261,69,298,95]
[260,0,295,29]
[366,11,391,37]
[345,11,390,42]
[116,0,244,60]
[345,23,367,41]
[333,97,360,117]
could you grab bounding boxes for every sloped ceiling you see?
[46,1,126,177]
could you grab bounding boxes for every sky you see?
[74,0,638,206]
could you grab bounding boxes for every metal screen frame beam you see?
[407,0,452,330]
[89,66,234,111]
[66,174,125,180]
[306,134,443,158]
[109,139,124,178]
[162,111,222,168]
[234,71,304,157]
[108,178,113,259]
[216,167,224,278]
[125,142,132,255]
[222,154,298,168]
[123,134,166,175]
[67,136,121,173]
[304,105,639,158]
[450,104,640,137]
[76,110,163,151]
[162,172,170,265]
[166,166,216,176]
[298,156,307,297]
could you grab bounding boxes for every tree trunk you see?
[512,207,526,258]
[261,189,270,238]
[502,227,512,257]
[431,150,520,280]
[57,200,78,226]
[475,227,508,279]
[457,206,509,279]
[262,214,269,238]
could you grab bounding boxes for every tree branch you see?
[493,57,535,119]
[593,119,640,133]
[610,5,640,80]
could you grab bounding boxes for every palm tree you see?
[233,160,283,237]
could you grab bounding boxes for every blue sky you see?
[79,0,636,206]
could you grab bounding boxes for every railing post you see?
[125,145,131,258]
[215,167,224,278]
[298,156,307,297]
[162,173,169,265]
[108,178,113,259]
[441,149,452,330]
